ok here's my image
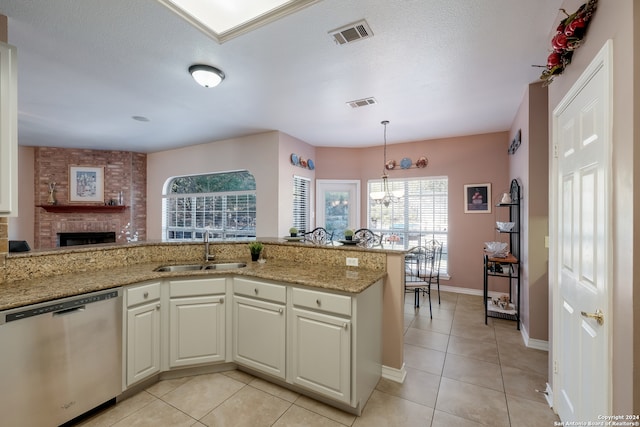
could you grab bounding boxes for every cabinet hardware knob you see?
[316,299,321,306]
[343,323,348,330]
[143,292,149,298]
[156,304,160,310]
[219,298,224,304]
[278,308,283,314]
[254,288,258,295]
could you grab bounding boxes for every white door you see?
[551,40,612,421]
[316,180,360,239]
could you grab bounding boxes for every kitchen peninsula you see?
[0,239,406,421]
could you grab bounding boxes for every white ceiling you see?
[0,0,562,153]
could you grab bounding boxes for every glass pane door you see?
[316,180,360,241]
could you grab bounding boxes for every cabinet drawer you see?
[292,287,351,317]
[233,278,286,303]
[169,277,226,298]
[127,281,161,307]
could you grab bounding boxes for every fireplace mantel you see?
[37,205,128,213]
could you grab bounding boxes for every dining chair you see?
[404,245,436,317]
[303,227,330,245]
[423,239,443,304]
[354,228,383,248]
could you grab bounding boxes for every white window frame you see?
[368,176,448,276]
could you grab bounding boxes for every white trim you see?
[381,363,406,383]
[520,323,549,351]
[544,383,554,408]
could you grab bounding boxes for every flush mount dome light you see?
[189,64,225,88]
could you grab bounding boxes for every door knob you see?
[580,309,604,325]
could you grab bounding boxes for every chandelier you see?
[370,120,404,207]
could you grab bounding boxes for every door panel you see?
[316,180,360,238]
[552,40,611,422]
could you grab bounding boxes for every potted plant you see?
[248,241,264,261]
[289,227,298,237]
[344,229,354,241]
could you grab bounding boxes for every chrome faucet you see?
[203,230,215,261]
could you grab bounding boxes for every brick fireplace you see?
[34,147,147,249]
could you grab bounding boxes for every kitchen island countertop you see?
[0,258,386,311]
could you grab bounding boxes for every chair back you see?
[354,228,383,248]
[303,227,331,245]
[405,245,436,283]
[424,239,442,279]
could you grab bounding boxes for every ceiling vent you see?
[329,20,373,45]
[347,97,377,109]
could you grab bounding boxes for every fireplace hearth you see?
[58,232,116,247]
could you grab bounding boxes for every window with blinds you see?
[162,171,257,241]
[292,176,310,234]
[368,177,449,274]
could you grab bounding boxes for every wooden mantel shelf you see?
[37,204,128,213]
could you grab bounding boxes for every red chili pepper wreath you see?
[539,0,598,85]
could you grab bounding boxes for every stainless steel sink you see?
[154,262,247,272]
[204,262,247,270]
[154,264,204,272]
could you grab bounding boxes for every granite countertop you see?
[0,258,387,311]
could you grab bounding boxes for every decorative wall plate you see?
[290,153,299,166]
[416,156,428,168]
[400,157,412,169]
[385,160,396,170]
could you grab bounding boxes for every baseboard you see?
[520,323,549,351]
[544,382,553,407]
[381,363,406,383]
[439,284,483,296]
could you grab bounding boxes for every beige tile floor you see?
[77,291,560,426]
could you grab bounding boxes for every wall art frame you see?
[69,166,104,203]
[464,183,491,213]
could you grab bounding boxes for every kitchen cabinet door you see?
[0,42,17,215]
[126,301,161,386]
[291,307,351,404]
[169,295,225,367]
[232,295,286,379]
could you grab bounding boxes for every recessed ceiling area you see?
[0,0,563,153]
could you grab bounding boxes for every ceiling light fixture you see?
[370,120,404,207]
[189,64,225,88]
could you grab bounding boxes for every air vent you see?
[347,97,377,109]
[329,20,373,45]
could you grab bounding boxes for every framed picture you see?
[69,166,104,203]
[464,183,491,213]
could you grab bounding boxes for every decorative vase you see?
[290,233,297,237]
[251,252,260,261]
[345,235,352,241]
[501,193,512,204]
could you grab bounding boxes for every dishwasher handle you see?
[52,306,86,317]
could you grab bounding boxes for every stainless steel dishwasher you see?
[0,288,122,427]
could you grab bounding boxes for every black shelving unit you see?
[484,179,521,329]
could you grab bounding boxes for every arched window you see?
[162,170,257,241]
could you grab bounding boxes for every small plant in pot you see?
[344,229,354,241]
[289,227,298,237]
[248,242,264,261]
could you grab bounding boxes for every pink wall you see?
[509,82,550,343]
[316,132,511,292]
[547,0,636,413]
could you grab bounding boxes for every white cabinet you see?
[291,305,351,403]
[168,278,226,368]
[0,42,17,215]
[125,281,162,386]
[291,282,382,413]
[232,278,286,379]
